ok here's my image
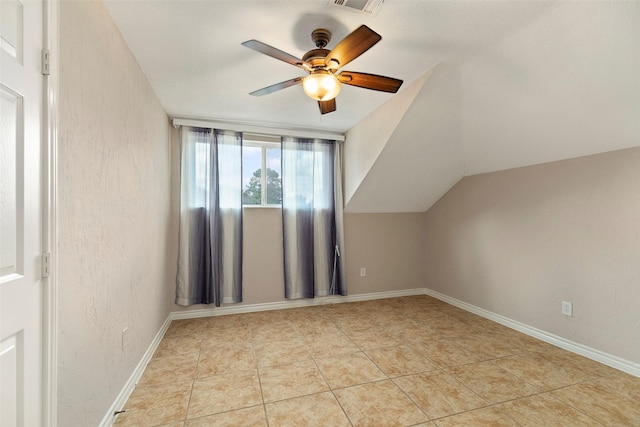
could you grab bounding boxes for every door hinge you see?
[41,49,51,75]
[42,252,51,278]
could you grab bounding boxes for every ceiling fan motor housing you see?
[242,25,403,114]
[311,28,331,48]
[303,49,330,66]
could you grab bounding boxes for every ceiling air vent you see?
[328,0,384,16]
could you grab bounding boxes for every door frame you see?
[42,0,59,425]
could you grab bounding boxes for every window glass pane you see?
[193,142,209,207]
[313,143,333,210]
[218,140,242,209]
[242,145,262,205]
[282,146,314,208]
[266,147,282,205]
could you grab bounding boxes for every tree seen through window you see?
[242,143,281,205]
[242,167,282,204]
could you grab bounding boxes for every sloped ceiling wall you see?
[345,1,640,213]
[343,69,433,206]
[345,65,464,213]
[460,1,640,175]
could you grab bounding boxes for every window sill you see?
[242,205,282,210]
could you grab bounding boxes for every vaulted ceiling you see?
[104,1,640,213]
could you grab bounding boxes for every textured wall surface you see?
[171,208,425,310]
[345,213,425,295]
[58,1,172,425]
[343,71,428,207]
[423,147,640,363]
[53,1,639,422]
[170,205,424,312]
[344,66,464,213]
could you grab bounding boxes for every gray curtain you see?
[334,142,347,295]
[176,127,243,306]
[282,137,346,299]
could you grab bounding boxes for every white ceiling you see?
[342,1,640,212]
[104,1,640,212]
[104,0,558,132]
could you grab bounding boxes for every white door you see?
[0,0,44,426]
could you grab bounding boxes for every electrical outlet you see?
[360,267,366,277]
[561,301,573,317]
[122,327,129,350]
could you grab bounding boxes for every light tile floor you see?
[114,295,640,426]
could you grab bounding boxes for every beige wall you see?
[169,124,425,312]
[423,147,640,363]
[58,2,172,425]
[54,2,639,422]
[168,144,425,312]
[345,213,425,294]
[171,208,425,311]
[241,208,286,303]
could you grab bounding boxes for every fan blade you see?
[318,98,336,115]
[242,39,307,69]
[337,71,403,93]
[324,25,381,69]
[250,77,304,96]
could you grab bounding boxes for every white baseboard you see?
[101,285,639,425]
[170,288,425,320]
[100,288,424,426]
[423,287,640,378]
[99,317,172,427]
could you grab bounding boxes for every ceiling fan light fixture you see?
[302,70,341,101]
[243,25,402,114]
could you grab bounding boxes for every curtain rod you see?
[172,118,345,142]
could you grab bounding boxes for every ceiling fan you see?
[241,25,403,115]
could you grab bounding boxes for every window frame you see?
[242,136,281,207]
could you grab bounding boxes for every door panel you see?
[0,0,43,425]
[0,0,23,63]
[1,332,22,426]
[0,85,21,279]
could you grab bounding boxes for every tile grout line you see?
[308,314,355,426]
[128,297,637,426]
[308,354,355,427]
[249,334,270,427]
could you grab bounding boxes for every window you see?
[242,135,282,206]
